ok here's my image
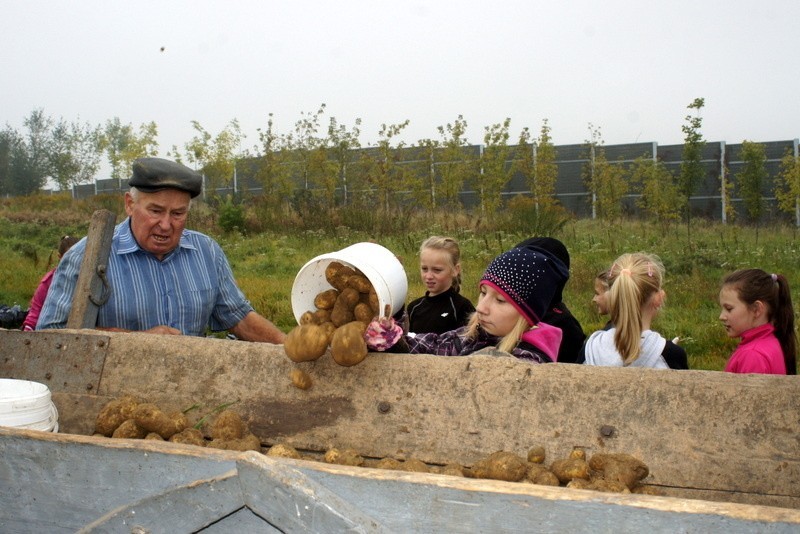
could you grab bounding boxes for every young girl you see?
[579,253,688,369]
[22,235,80,331]
[404,236,475,335]
[719,269,797,375]
[592,269,612,330]
[366,246,569,363]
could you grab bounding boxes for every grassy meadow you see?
[2,193,799,371]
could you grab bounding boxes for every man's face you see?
[125,189,191,260]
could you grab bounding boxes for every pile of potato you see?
[93,396,656,495]
[285,261,382,368]
[94,396,260,452]
[260,442,657,496]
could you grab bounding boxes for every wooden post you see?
[66,209,116,329]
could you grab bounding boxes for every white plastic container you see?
[0,378,59,432]
[291,242,408,324]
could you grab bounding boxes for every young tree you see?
[409,138,439,211]
[360,120,412,213]
[736,140,768,229]
[48,119,103,191]
[184,119,245,196]
[775,147,800,227]
[631,155,680,231]
[582,123,604,219]
[101,118,158,186]
[253,113,294,201]
[325,116,362,208]
[21,109,55,192]
[477,118,512,217]
[533,119,558,212]
[679,98,706,237]
[436,115,474,213]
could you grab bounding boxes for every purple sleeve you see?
[406,329,468,356]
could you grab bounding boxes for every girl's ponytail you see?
[608,253,665,365]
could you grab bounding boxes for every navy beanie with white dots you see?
[480,246,569,325]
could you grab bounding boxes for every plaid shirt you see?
[404,326,551,363]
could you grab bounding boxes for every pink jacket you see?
[724,323,786,375]
[22,269,55,331]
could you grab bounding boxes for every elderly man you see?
[38,157,286,343]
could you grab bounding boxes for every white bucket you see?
[0,379,59,432]
[291,242,408,324]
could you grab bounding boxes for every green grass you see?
[2,196,798,371]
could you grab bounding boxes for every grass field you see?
[2,194,798,371]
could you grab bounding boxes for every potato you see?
[169,428,207,447]
[314,289,339,310]
[267,443,302,459]
[470,451,527,482]
[325,262,357,291]
[527,445,546,464]
[330,321,368,367]
[299,311,316,325]
[95,395,140,436]
[284,324,330,362]
[588,453,649,490]
[133,403,188,439]
[399,458,430,473]
[525,463,560,486]
[210,433,261,452]
[347,274,372,293]
[441,464,465,477]
[331,288,360,326]
[550,457,591,484]
[312,308,331,324]
[144,432,164,441]
[211,410,245,440]
[324,448,364,466]
[291,368,313,390]
[111,418,147,439]
[353,302,374,323]
[375,457,402,470]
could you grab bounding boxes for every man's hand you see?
[229,311,287,344]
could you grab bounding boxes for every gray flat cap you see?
[129,157,202,198]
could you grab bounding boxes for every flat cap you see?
[129,157,202,198]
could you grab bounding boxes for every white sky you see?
[3,0,799,165]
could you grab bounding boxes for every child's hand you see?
[364,305,403,351]
[365,316,403,351]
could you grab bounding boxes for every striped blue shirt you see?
[37,218,253,335]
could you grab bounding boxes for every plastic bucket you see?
[291,242,408,324]
[0,378,59,432]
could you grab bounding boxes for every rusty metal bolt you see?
[24,339,31,345]
[45,373,52,380]
[55,343,62,349]
[97,340,106,348]
[86,383,93,391]
[600,425,615,438]
[378,401,391,414]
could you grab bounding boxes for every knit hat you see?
[480,246,569,325]
[515,237,571,304]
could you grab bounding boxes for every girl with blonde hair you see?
[579,252,688,369]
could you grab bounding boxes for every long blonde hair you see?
[607,252,665,365]
[420,236,463,293]
[465,313,529,353]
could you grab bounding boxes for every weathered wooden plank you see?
[67,209,116,329]
[78,471,244,533]
[0,330,108,394]
[1,328,798,510]
[2,429,799,533]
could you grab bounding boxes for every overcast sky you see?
[3,0,799,161]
